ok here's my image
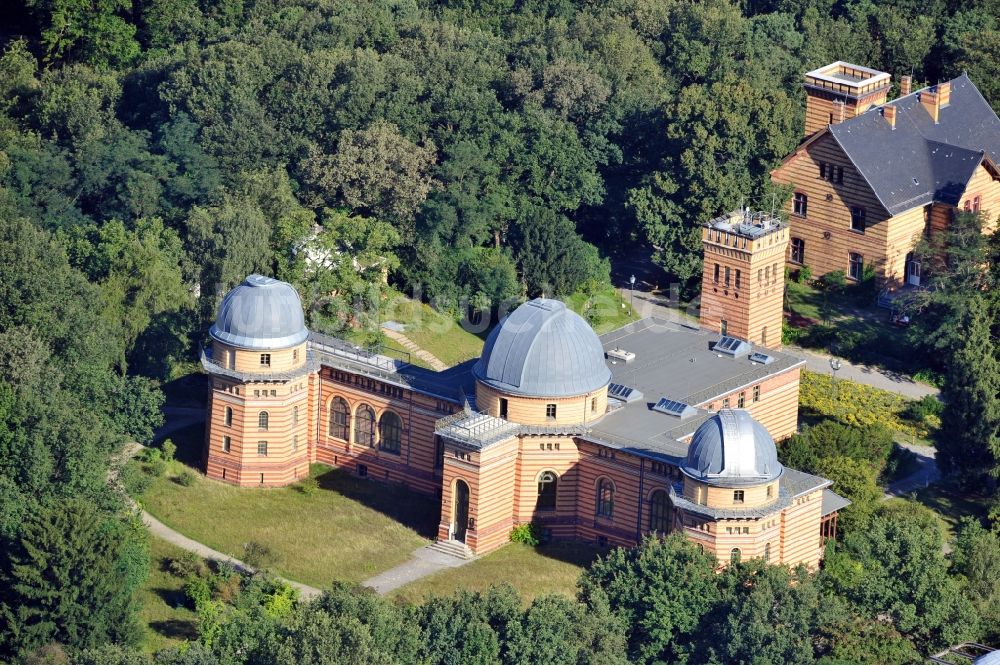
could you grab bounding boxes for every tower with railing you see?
[202,275,316,486]
[699,209,788,349]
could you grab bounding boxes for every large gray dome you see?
[474,298,612,398]
[682,410,783,485]
[209,275,308,350]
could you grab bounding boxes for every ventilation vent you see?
[652,398,697,418]
[606,347,636,363]
[608,383,643,403]
[714,336,752,357]
[749,352,775,365]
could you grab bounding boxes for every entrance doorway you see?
[905,252,921,286]
[453,479,470,542]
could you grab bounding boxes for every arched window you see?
[764,542,771,563]
[354,405,376,447]
[225,407,232,427]
[258,411,269,430]
[379,411,402,454]
[596,479,615,518]
[329,397,349,440]
[730,548,741,565]
[536,471,558,511]
[649,490,671,534]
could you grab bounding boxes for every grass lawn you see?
[911,479,992,538]
[139,537,199,653]
[392,541,605,605]
[136,452,439,587]
[383,294,487,367]
[564,285,637,334]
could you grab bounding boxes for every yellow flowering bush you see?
[799,371,932,439]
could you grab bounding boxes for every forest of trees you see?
[1,0,1000,662]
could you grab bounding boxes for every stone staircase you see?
[428,538,476,560]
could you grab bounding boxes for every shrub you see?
[297,477,319,495]
[799,370,932,439]
[796,265,812,284]
[782,322,806,346]
[913,368,945,388]
[161,438,176,462]
[146,458,166,477]
[823,270,847,290]
[176,470,196,487]
[143,447,162,463]
[510,522,542,546]
[119,463,151,496]
[242,541,274,569]
[184,575,212,609]
[903,395,944,422]
[168,551,208,578]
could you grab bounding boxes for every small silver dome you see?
[474,298,612,398]
[209,275,308,350]
[682,410,783,485]
[975,652,1000,665]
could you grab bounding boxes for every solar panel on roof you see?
[652,397,696,418]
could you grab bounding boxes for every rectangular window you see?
[835,166,843,184]
[223,436,231,453]
[818,161,827,179]
[714,263,720,283]
[434,436,444,469]
[720,320,728,336]
[766,484,773,498]
[850,206,866,233]
[723,398,730,409]
[591,397,597,413]
[752,385,760,403]
[790,237,805,264]
[499,398,508,419]
[257,441,268,456]
[793,192,808,217]
[260,353,271,367]
[724,266,731,287]
[292,435,298,451]
[737,392,745,408]
[270,390,276,397]
[292,348,299,362]
[254,390,260,397]
[734,490,745,504]
[735,269,741,289]
[973,195,982,212]
[849,252,864,281]
[545,403,557,420]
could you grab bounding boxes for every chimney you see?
[882,104,897,129]
[919,85,941,123]
[900,75,912,96]
[938,81,951,108]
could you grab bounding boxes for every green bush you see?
[118,463,151,496]
[913,369,945,388]
[779,420,895,476]
[143,447,162,463]
[297,477,319,495]
[796,265,812,284]
[823,270,847,290]
[184,575,212,610]
[161,438,176,462]
[168,551,208,578]
[903,395,944,422]
[781,322,806,346]
[176,470,196,487]
[510,522,542,546]
[242,541,274,569]
[146,458,166,478]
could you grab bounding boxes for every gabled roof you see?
[825,73,1000,216]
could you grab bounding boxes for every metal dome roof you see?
[976,651,1000,665]
[682,410,783,486]
[473,298,612,398]
[209,275,308,350]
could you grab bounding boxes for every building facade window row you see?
[327,395,404,455]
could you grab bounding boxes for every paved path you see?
[381,326,449,371]
[884,442,941,498]
[790,346,939,399]
[361,545,474,594]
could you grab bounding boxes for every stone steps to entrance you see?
[427,538,475,560]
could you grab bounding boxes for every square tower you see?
[699,210,788,349]
[803,61,890,137]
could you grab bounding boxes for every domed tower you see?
[202,275,315,486]
[677,410,785,566]
[473,298,612,425]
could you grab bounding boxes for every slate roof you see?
[821,488,852,516]
[210,275,309,350]
[828,73,1000,215]
[473,298,612,398]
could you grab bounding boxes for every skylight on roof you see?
[652,398,697,418]
[715,336,752,357]
[608,383,643,403]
